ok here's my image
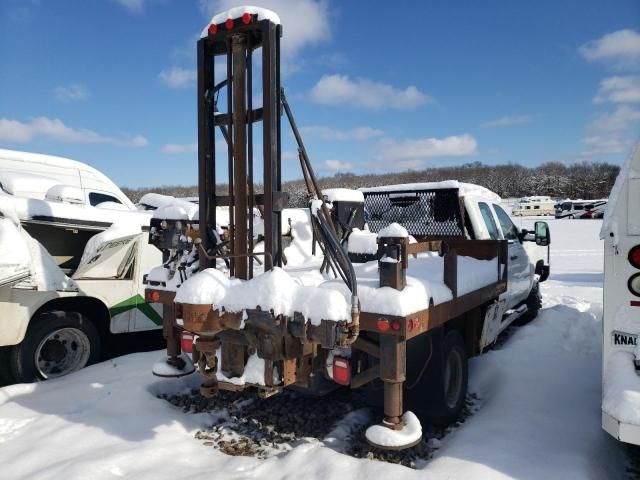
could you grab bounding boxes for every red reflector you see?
[242,12,251,24]
[392,320,401,331]
[377,318,390,331]
[208,23,217,35]
[225,18,234,29]
[629,246,640,269]
[152,291,160,302]
[332,357,351,385]
[631,301,640,307]
[181,332,194,354]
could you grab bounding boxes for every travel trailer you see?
[511,196,555,217]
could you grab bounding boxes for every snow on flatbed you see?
[0,218,630,479]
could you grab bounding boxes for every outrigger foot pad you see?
[364,411,423,450]
[152,353,196,378]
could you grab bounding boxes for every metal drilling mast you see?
[197,14,285,279]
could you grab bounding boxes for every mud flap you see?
[403,327,445,419]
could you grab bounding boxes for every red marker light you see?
[152,291,160,302]
[181,332,194,354]
[391,320,401,331]
[377,318,390,331]
[208,23,217,35]
[332,357,351,386]
[629,245,640,269]
[225,18,234,29]
[242,12,252,24]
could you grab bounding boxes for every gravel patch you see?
[159,387,480,469]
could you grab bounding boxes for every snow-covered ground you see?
[0,217,631,479]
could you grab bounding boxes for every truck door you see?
[492,204,532,307]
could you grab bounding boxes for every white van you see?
[512,196,555,216]
[601,143,640,445]
[0,149,134,209]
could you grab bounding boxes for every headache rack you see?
[363,187,466,238]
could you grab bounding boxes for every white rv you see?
[511,196,555,216]
[554,199,589,219]
[601,143,640,445]
[0,150,164,383]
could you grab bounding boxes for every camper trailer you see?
[511,196,555,217]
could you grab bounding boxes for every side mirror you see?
[518,228,529,242]
[534,221,550,246]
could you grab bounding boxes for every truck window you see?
[89,192,122,206]
[493,204,519,241]
[479,202,499,240]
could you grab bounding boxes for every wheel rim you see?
[444,349,463,409]
[34,327,91,379]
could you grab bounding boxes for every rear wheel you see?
[10,311,100,383]
[435,331,469,425]
[406,329,468,427]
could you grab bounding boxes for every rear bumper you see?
[602,411,640,445]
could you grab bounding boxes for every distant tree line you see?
[122,161,619,207]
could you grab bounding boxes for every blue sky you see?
[1,0,639,188]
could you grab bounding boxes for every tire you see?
[10,311,101,383]
[515,282,542,326]
[435,331,469,425]
[406,329,468,427]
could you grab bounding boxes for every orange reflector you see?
[181,332,194,354]
[332,357,351,386]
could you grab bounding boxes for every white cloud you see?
[282,150,298,161]
[579,29,640,69]
[200,0,329,61]
[376,134,478,163]
[113,0,145,13]
[54,84,89,102]
[0,117,148,147]
[581,136,632,156]
[594,75,640,104]
[300,126,384,141]
[323,159,354,172]
[580,105,640,156]
[310,74,431,110]
[158,67,197,89]
[587,105,640,133]
[480,115,534,128]
[161,143,197,154]
[128,135,149,147]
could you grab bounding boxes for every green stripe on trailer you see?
[109,294,163,326]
